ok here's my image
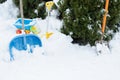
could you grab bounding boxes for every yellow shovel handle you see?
[45,1,54,11]
[102,0,109,33]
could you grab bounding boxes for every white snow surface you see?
[0,0,120,80]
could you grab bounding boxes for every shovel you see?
[9,0,42,61]
[45,1,54,39]
[95,0,110,55]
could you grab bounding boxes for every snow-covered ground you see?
[0,0,120,80]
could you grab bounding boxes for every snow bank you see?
[0,0,18,20]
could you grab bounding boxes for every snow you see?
[53,0,59,7]
[0,0,120,80]
[0,0,18,20]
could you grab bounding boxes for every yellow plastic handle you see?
[45,1,54,11]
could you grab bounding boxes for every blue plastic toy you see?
[9,34,42,61]
[14,18,36,30]
[9,0,42,61]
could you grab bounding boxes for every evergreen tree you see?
[58,0,120,45]
[12,0,53,19]
[0,0,6,3]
